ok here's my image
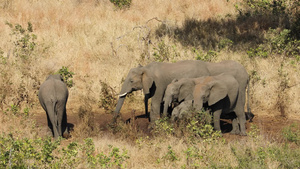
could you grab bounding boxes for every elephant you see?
[38,74,69,139]
[170,100,194,121]
[115,60,249,135]
[170,100,254,134]
[163,74,246,135]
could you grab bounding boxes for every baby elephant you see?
[170,100,194,121]
[38,74,69,139]
[170,100,254,134]
[163,73,246,135]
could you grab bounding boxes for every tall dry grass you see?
[0,0,246,112]
[0,0,299,168]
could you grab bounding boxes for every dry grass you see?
[0,0,300,168]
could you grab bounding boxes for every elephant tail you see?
[246,78,253,122]
[52,100,59,129]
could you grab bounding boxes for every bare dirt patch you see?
[33,109,300,142]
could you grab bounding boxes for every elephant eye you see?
[130,79,134,83]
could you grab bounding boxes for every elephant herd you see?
[39,60,253,139]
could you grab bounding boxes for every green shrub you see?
[183,145,203,168]
[82,138,130,168]
[282,123,300,145]
[6,22,37,61]
[152,41,180,62]
[173,108,221,143]
[247,46,269,58]
[152,117,175,137]
[110,0,131,9]
[0,134,130,168]
[160,145,179,164]
[194,48,217,61]
[0,48,7,65]
[56,66,75,88]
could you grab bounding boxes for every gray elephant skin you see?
[169,101,254,134]
[115,60,249,135]
[170,100,194,121]
[163,74,246,135]
[38,74,69,139]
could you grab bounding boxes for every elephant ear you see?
[142,69,154,95]
[208,81,228,106]
[178,81,193,102]
[171,78,178,83]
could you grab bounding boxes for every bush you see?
[56,66,75,88]
[5,22,37,61]
[194,48,217,61]
[109,0,131,9]
[282,123,300,145]
[0,134,130,168]
[99,81,117,112]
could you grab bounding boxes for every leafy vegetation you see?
[109,0,131,9]
[56,66,75,88]
[156,0,300,61]
[0,0,300,168]
[0,134,130,168]
[282,123,300,145]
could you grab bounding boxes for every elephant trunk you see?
[114,81,131,115]
[163,95,172,117]
[194,99,204,111]
[115,95,126,115]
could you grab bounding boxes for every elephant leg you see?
[150,88,164,122]
[57,115,62,137]
[144,94,150,121]
[213,109,222,132]
[49,113,59,139]
[62,107,68,136]
[150,99,161,122]
[236,111,247,136]
[230,118,240,135]
[235,90,247,136]
[56,102,66,137]
[45,112,54,136]
[48,105,60,138]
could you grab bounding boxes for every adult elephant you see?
[163,74,243,135]
[38,74,69,139]
[115,60,249,135]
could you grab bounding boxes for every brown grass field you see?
[0,0,300,168]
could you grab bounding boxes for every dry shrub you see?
[72,105,100,138]
[0,108,41,139]
[99,80,117,112]
[106,110,148,142]
[0,1,299,168]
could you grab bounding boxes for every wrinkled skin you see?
[38,74,69,139]
[170,101,254,134]
[163,74,248,135]
[170,100,194,121]
[115,60,249,135]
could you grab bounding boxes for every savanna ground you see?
[0,0,300,168]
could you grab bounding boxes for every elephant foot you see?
[230,130,240,135]
[63,131,70,139]
[63,133,70,139]
[239,132,247,136]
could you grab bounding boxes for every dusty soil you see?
[33,109,300,142]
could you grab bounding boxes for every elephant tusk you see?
[119,92,127,97]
